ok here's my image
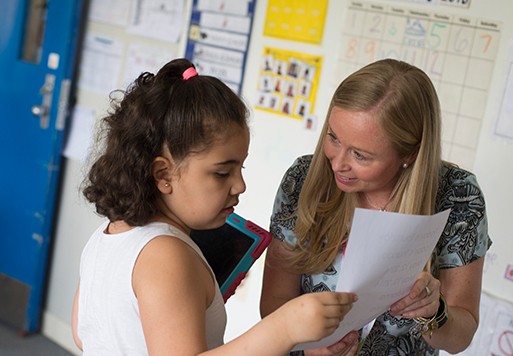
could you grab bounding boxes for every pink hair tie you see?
[182,67,198,80]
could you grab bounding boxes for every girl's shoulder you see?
[141,222,209,266]
[133,226,215,302]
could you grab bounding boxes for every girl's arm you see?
[135,235,357,356]
[71,283,83,351]
[134,235,214,355]
[260,238,359,356]
[214,291,356,355]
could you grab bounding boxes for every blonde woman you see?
[261,59,491,356]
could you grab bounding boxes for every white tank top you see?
[78,220,226,355]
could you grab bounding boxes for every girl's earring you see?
[164,182,170,187]
[402,163,409,169]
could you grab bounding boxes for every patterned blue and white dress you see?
[271,155,491,356]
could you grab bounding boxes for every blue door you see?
[0,0,86,333]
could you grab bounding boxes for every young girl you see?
[71,58,358,355]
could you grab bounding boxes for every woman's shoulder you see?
[439,162,478,183]
[278,154,313,197]
[436,161,486,224]
[437,162,483,203]
[435,162,491,266]
[285,154,313,176]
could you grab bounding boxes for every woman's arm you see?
[390,257,484,354]
[426,257,483,353]
[260,238,303,318]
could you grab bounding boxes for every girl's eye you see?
[215,172,230,178]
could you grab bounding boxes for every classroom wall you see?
[42,0,513,354]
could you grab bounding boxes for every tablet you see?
[190,213,271,302]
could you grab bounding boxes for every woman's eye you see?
[353,150,366,161]
[215,172,229,178]
[327,131,338,143]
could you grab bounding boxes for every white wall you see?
[43,0,513,354]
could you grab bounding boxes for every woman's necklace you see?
[361,192,393,212]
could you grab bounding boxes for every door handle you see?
[31,105,49,117]
[31,74,55,129]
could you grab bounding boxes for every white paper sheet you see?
[193,58,242,84]
[123,43,174,87]
[199,12,251,34]
[78,35,123,95]
[63,105,96,162]
[197,0,249,16]
[494,61,513,141]
[194,27,248,51]
[127,0,184,43]
[295,208,451,351]
[192,43,244,68]
[88,0,131,26]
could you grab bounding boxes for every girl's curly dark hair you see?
[83,58,249,226]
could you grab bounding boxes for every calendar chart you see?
[335,1,501,170]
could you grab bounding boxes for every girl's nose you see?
[231,174,246,196]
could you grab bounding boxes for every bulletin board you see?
[334,0,501,171]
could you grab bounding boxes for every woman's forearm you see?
[423,304,478,353]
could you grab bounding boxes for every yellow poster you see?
[263,0,328,44]
[255,47,322,125]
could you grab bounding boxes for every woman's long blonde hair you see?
[290,59,442,274]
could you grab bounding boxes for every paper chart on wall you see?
[263,0,328,44]
[456,292,513,356]
[493,60,513,142]
[77,35,124,95]
[88,0,131,27]
[63,105,96,162]
[126,0,184,43]
[185,0,256,94]
[384,0,471,8]
[334,1,501,171]
[122,43,174,87]
[255,47,322,127]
